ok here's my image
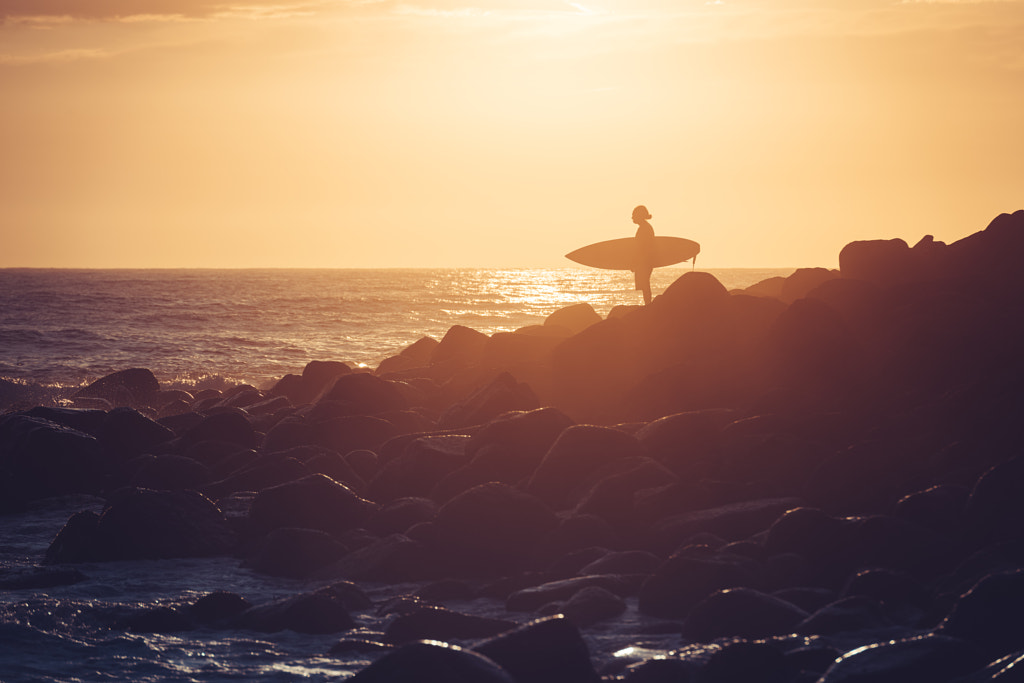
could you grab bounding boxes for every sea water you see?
[0,266,793,682]
[0,268,790,402]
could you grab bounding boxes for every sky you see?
[1,0,1022,268]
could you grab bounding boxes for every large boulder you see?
[237,589,355,634]
[318,373,408,415]
[545,303,602,335]
[439,372,540,429]
[431,482,558,576]
[248,473,379,537]
[817,634,984,683]
[473,615,600,683]
[74,368,160,408]
[367,435,472,503]
[526,425,642,510]
[937,569,1024,659]
[244,527,348,579]
[45,488,236,563]
[432,325,489,367]
[638,552,760,618]
[681,587,809,640]
[0,414,108,507]
[95,407,176,460]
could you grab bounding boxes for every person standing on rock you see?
[632,205,656,305]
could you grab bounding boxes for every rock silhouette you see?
[5,210,1024,682]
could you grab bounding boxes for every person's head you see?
[632,205,652,223]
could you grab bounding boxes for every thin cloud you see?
[0,0,338,22]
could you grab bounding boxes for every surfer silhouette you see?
[632,205,656,304]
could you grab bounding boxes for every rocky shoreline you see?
[2,210,1023,682]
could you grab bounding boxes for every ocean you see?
[0,267,791,404]
[0,266,795,682]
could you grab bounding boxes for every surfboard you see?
[565,236,700,270]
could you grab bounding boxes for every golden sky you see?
[2,0,1022,268]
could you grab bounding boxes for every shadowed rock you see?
[248,473,379,537]
[74,368,160,408]
[681,587,808,640]
[351,640,516,683]
[817,634,984,683]
[473,615,600,683]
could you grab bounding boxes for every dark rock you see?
[22,406,108,436]
[238,589,355,634]
[261,419,317,452]
[304,448,366,491]
[350,640,516,683]
[182,412,258,449]
[574,459,678,530]
[697,641,791,683]
[431,443,536,503]
[75,368,160,408]
[0,415,107,506]
[318,372,408,415]
[545,303,602,335]
[839,238,916,287]
[204,454,311,499]
[303,360,353,396]
[128,454,210,491]
[797,596,893,636]
[549,317,637,420]
[473,614,600,683]
[384,605,517,645]
[368,435,472,503]
[439,372,540,430]
[963,457,1024,548]
[506,575,632,613]
[638,553,759,618]
[785,644,843,677]
[367,497,440,536]
[248,473,379,537]
[535,514,616,564]
[895,484,969,535]
[329,639,392,656]
[329,533,426,582]
[780,267,840,303]
[559,585,627,627]
[527,425,642,510]
[938,569,1024,659]
[579,550,661,576]
[244,527,348,578]
[763,506,848,561]
[432,325,490,367]
[649,497,801,552]
[315,415,398,455]
[431,482,558,575]
[466,407,574,460]
[681,587,808,640]
[189,591,251,624]
[817,634,984,683]
[634,409,735,477]
[772,587,837,614]
[46,488,235,562]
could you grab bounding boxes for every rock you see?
[22,406,107,435]
[260,419,317,452]
[466,407,574,460]
[549,317,637,420]
[649,497,801,552]
[182,412,259,449]
[384,605,517,645]
[763,507,848,560]
[431,443,538,503]
[367,435,472,504]
[350,640,516,683]
[481,332,561,376]
[527,425,642,510]
[681,587,808,640]
[895,485,969,535]
[638,553,759,618]
[558,585,627,627]
[189,591,251,625]
[367,497,440,536]
[204,454,311,500]
[0,415,108,506]
[473,615,601,683]
[779,267,840,303]
[74,368,160,408]
[318,373,408,415]
[302,360,352,398]
[797,596,893,636]
[535,514,616,564]
[439,372,540,429]
[579,550,661,576]
[634,409,735,476]
[46,488,235,562]
[545,303,602,335]
[315,415,398,454]
[93,407,176,459]
[697,641,791,683]
[817,634,984,683]
[839,238,916,287]
[432,482,558,576]
[574,459,678,530]
[128,454,211,491]
[248,473,379,537]
[963,457,1024,548]
[432,325,490,366]
[244,527,348,578]
[506,575,632,613]
[238,589,355,634]
[127,606,193,633]
[937,569,1024,659]
[330,533,426,582]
